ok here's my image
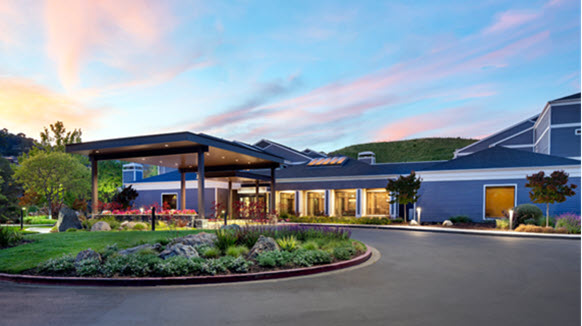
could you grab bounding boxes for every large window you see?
[366,190,390,216]
[162,193,177,210]
[307,191,325,216]
[334,190,356,217]
[485,186,515,218]
[279,192,296,216]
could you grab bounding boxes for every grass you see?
[0,229,204,273]
[24,216,55,225]
[330,137,477,163]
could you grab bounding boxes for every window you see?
[334,190,356,217]
[366,190,390,216]
[575,128,581,135]
[279,192,296,216]
[484,186,515,218]
[162,193,177,210]
[306,191,325,216]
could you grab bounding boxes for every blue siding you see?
[132,188,216,215]
[551,127,581,158]
[534,130,550,155]
[499,129,533,146]
[457,119,534,155]
[416,177,581,222]
[277,179,387,191]
[551,104,581,124]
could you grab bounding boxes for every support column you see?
[197,150,205,218]
[270,167,276,214]
[180,170,186,210]
[90,156,98,217]
[227,180,232,219]
[255,180,259,203]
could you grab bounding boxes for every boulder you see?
[247,235,279,260]
[91,221,111,232]
[409,220,418,226]
[194,219,208,229]
[120,221,133,229]
[442,220,453,227]
[158,243,199,260]
[56,207,83,232]
[220,224,241,232]
[75,249,101,265]
[118,243,162,255]
[172,232,217,247]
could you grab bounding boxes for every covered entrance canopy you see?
[66,132,284,218]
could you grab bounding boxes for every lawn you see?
[0,230,202,273]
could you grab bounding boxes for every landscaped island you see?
[0,225,366,279]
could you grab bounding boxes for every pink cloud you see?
[483,10,539,35]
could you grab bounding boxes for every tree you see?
[525,170,577,227]
[112,185,139,209]
[39,121,82,152]
[14,151,90,217]
[0,157,21,222]
[98,160,124,202]
[386,171,422,221]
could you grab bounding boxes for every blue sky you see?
[0,0,579,152]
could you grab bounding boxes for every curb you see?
[290,223,581,240]
[0,248,372,287]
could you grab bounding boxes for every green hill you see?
[330,137,477,163]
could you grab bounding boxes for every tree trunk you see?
[546,203,549,227]
[404,204,407,222]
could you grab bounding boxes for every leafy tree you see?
[14,151,90,217]
[39,121,82,152]
[0,157,21,222]
[112,185,139,209]
[98,160,124,202]
[525,170,577,227]
[386,171,422,221]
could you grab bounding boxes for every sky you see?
[0,0,580,152]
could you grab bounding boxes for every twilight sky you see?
[0,0,580,152]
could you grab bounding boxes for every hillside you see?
[330,137,477,163]
[0,128,35,157]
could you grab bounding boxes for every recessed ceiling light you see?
[189,165,192,168]
[159,160,163,164]
[164,144,169,147]
[221,156,225,159]
[95,150,100,153]
[235,159,239,162]
[142,158,146,161]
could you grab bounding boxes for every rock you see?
[91,221,111,232]
[75,249,101,265]
[194,219,208,229]
[409,220,418,226]
[247,235,279,260]
[172,232,217,247]
[442,220,453,227]
[158,243,199,260]
[118,243,162,255]
[56,207,83,232]
[220,224,241,231]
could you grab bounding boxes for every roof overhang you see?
[66,132,283,171]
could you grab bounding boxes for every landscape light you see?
[416,207,422,225]
[508,209,514,230]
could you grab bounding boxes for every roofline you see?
[373,160,448,165]
[455,114,539,155]
[533,98,581,130]
[255,139,313,161]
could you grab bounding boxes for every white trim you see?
[533,103,551,130]
[500,144,533,149]
[533,126,550,146]
[128,180,232,191]
[569,157,581,160]
[161,192,178,210]
[482,184,517,220]
[490,127,533,147]
[551,123,582,129]
[549,99,581,106]
[276,165,581,184]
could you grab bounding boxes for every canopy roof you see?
[66,132,284,172]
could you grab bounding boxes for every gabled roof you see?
[549,92,581,104]
[253,139,315,163]
[424,146,580,171]
[302,148,327,158]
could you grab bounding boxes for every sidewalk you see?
[287,222,581,240]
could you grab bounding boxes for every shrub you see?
[202,258,228,275]
[155,257,204,277]
[75,258,101,276]
[449,216,471,224]
[352,241,366,252]
[256,250,293,267]
[276,236,298,251]
[332,247,356,260]
[0,226,23,248]
[225,245,249,258]
[215,229,238,252]
[200,247,221,259]
[65,228,79,232]
[555,213,581,234]
[24,216,55,225]
[514,204,543,227]
[514,224,557,233]
[219,256,253,273]
[301,240,319,251]
[523,218,537,225]
[100,244,119,259]
[495,218,509,230]
[101,253,162,277]
[37,255,75,275]
[132,223,147,231]
[292,250,333,267]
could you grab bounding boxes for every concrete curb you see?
[290,223,581,240]
[0,247,372,287]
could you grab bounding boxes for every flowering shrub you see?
[555,213,581,234]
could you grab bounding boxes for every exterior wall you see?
[416,177,581,222]
[551,127,581,158]
[551,104,581,124]
[122,169,143,184]
[534,130,550,155]
[498,129,533,146]
[132,188,216,214]
[456,119,534,156]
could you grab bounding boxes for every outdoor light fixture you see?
[509,209,514,230]
[140,207,144,215]
[164,144,169,147]
[20,207,26,230]
[222,210,227,226]
[416,207,422,224]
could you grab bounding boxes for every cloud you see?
[0,78,110,138]
[483,10,539,35]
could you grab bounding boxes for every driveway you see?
[0,229,579,326]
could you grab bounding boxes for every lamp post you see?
[416,207,422,225]
[508,209,514,231]
[222,210,227,226]
[20,207,26,230]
